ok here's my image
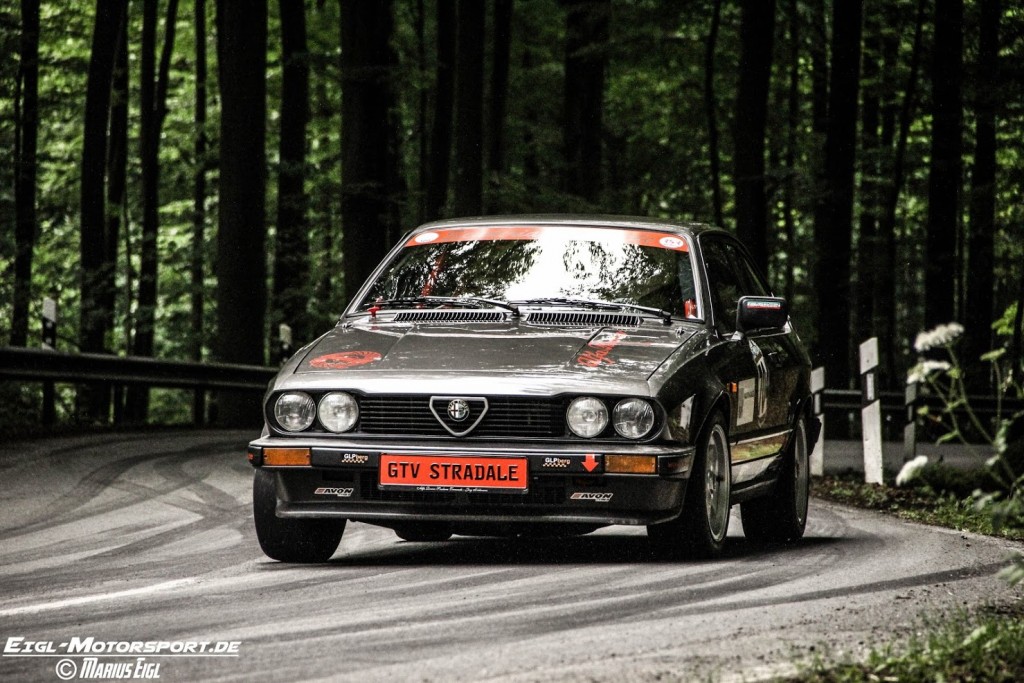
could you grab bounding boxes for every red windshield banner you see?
[405,226,689,252]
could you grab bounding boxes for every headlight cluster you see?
[566,397,656,439]
[273,392,359,433]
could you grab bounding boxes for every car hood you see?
[281,319,700,395]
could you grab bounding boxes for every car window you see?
[359,226,698,317]
[700,237,770,333]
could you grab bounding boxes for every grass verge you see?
[791,603,1024,682]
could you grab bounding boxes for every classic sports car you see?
[248,215,819,562]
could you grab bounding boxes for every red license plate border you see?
[378,453,530,494]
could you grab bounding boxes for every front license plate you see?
[379,454,528,493]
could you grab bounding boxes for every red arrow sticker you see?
[582,453,600,472]
[309,351,382,370]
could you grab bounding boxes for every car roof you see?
[411,214,728,240]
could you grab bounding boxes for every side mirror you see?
[736,296,788,334]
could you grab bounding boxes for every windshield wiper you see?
[359,296,520,317]
[513,297,674,325]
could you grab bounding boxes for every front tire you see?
[253,469,345,562]
[740,415,810,543]
[648,414,731,559]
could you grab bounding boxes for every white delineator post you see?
[810,366,825,477]
[859,337,884,484]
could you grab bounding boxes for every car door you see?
[698,236,789,481]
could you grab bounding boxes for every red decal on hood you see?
[309,351,382,369]
[576,331,628,368]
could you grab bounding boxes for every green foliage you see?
[795,606,1024,683]
[904,320,1024,583]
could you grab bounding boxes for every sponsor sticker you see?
[314,487,354,497]
[542,457,572,469]
[570,492,614,502]
[403,226,689,252]
[309,350,382,370]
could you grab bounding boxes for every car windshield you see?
[357,225,698,318]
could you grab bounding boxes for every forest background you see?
[2,0,1023,425]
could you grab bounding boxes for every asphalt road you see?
[1,431,1021,683]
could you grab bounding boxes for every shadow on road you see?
[254,533,846,569]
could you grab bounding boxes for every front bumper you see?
[248,437,695,527]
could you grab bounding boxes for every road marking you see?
[0,578,197,618]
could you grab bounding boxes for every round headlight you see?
[318,392,359,433]
[274,392,316,432]
[613,398,656,439]
[567,397,609,438]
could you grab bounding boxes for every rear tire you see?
[393,522,452,542]
[740,415,810,543]
[648,414,731,559]
[253,469,345,562]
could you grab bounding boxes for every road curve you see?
[1,431,1020,682]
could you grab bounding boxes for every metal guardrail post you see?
[903,382,918,462]
[41,297,57,426]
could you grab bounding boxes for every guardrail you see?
[0,347,276,426]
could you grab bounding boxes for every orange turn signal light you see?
[605,455,657,474]
[263,447,311,467]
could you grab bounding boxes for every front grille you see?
[526,312,643,327]
[359,395,565,438]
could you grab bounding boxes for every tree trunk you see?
[813,0,861,390]
[965,0,1000,384]
[80,0,125,358]
[855,21,881,345]
[562,0,609,204]
[215,0,268,425]
[79,0,127,423]
[424,0,456,221]
[782,0,798,303]
[95,3,129,422]
[878,0,926,385]
[128,0,179,423]
[487,0,514,212]
[704,0,723,227]
[273,0,311,348]
[451,0,485,216]
[191,0,208,423]
[11,0,39,348]
[924,0,963,329]
[340,0,402,296]
[733,0,775,276]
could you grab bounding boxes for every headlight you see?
[567,397,609,438]
[613,398,656,439]
[318,392,359,433]
[274,392,316,432]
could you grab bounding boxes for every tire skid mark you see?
[2,439,245,538]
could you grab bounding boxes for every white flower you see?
[913,322,965,352]
[896,455,929,487]
[906,360,951,384]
